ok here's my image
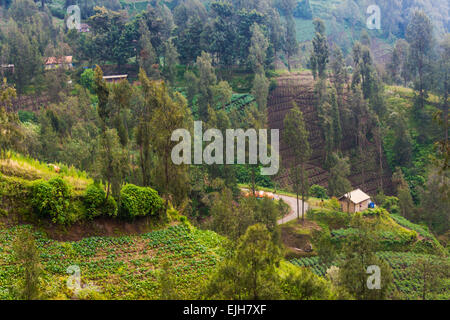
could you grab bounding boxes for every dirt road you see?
[275,194,308,225]
[241,188,308,225]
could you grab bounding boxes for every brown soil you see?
[280,219,322,258]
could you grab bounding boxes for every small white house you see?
[103,75,128,83]
[1,64,14,73]
[44,56,73,70]
[338,188,372,213]
[77,23,90,33]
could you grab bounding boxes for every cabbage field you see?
[0,224,224,300]
[291,251,450,300]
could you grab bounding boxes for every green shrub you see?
[381,196,400,215]
[326,197,341,210]
[269,79,278,92]
[18,110,37,123]
[83,184,118,219]
[362,207,389,218]
[390,213,445,255]
[49,6,65,19]
[307,209,351,230]
[80,69,95,93]
[377,229,418,251]
[309,184,329,199]
[30,177,73,225]
[120,184,164,219]
[390,214,434,239]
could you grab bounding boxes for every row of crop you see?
[390,214,435,239]
[290,251,450,300]
[0,224,223,299]
[329,227,418,252]
[224,94,255,111]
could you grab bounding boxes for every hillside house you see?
[44,56,73,70]
[339,189,372,213]
[1,64,14,73]
[103,75,128,83]
[77,23,90,33]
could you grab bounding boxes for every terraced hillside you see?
[267,71,393,195]
[0,224,224,299]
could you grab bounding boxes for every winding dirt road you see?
[241,188,308,225]
[275,194,309,225]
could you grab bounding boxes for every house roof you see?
[78,23,90,32]
[45,56,73,65]
[103,75,128,79]
[339,189,371,204]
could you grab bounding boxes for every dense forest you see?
[0,0,448,301]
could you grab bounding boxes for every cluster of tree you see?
[0,0,70,92]
[301,11,448,239]
[383,12,449,235]
[333,0,448,41]
[62,0,301,73]
[202,223,343,300]
[203,214,406,300]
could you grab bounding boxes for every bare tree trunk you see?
[301,162,305,223]
[251,166,256,196]
[106,181,110,201]
[164,151,170,212]
[287,54,291,72]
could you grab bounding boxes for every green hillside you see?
[0,223,224,299]
[292,251,450,300]
[0,0,448,302]
[287,204,448,300]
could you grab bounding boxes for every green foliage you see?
[283,103,311,221]
[292,251,450,300]
[361,207,389,218]
[83,183,118,219]
[209,188,282,242]
[236,164,274,188]
[390,214,434,239]
[327,154,352,197]
[309,184,328,199]
[120,184,164,219]
[339,218,394,300]
[328,197,341,210]
[380,252,449,300]
[204,224,282,300]
[0,224,224,299]
[12,227,41,300]
[311,229,337,265]
[329,210,420,252]
[307,205,442,254]
[159,261,179,299]
[278,261,336,300]
[381,196,400,215]
[390,213,445,255]
[18,110,37,124]
[307,209,351,230]
[30,177,73,225]
[310,18,329,79]
[80,69,95,93]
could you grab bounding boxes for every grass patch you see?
[0,151,92,195]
